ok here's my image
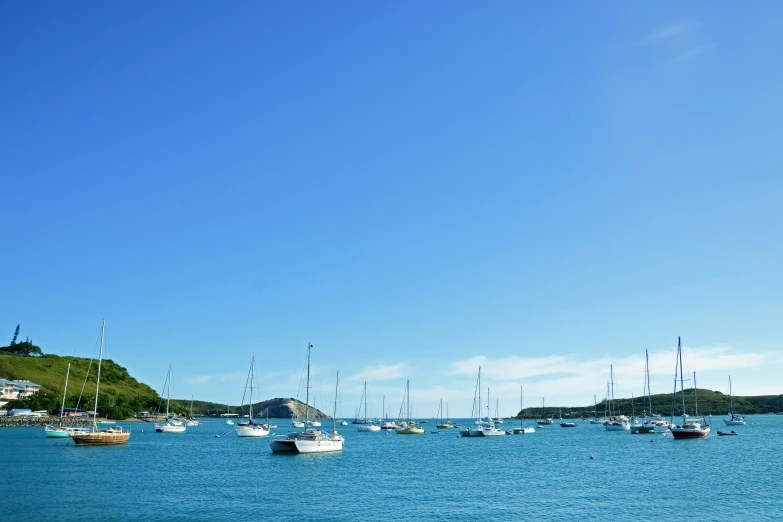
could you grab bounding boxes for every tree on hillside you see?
[10,324,19,345]
[0,341,43,357]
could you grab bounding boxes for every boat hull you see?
[71,431,130,445]
[45,426,71,438]
[723,419,746,426]
[605,423,630,431]
[269,437,343,453]
[396,427,425,434]
[236,425,270,437]
[356,424,381,432]
[294,439,343,453]
[670,426,710,439]
[630,425,655,434]
[155,424,186,433]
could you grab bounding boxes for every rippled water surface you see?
[2,416,782,520]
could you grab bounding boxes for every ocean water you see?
[2,416,782,520]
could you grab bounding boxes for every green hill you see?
[516,389,783,418]
[0,352,160,419]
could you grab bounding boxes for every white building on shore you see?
[0,379,41,399]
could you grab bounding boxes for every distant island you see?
[187,397,328,419]
[515,388,783,418]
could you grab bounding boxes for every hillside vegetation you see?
[517,389,783,418]
[0,353,160,419]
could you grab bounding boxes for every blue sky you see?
[2,3,782,417]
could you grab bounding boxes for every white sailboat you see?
[395,380,425,434]
[589,394,605,424]
[45,363,88,438]
[186,395,199,426]
[435,399,454,429]
[269,344,344,453]
[723,376,746,426]
[356,382,381,432]
[493,399,503,424]
[509,385,535,434]
[236,356,269,437]
[467,368,504,437]
[537,397,553,426]
[604,365,630,431]
[71,321,131,445]
[670,337,710,439]
[155,364,186,433]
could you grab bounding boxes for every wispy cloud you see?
[448,345,771,399]
[350,362,408,382]
[642,23,685,45]
[675,45,709,62]
[183,375,212,384]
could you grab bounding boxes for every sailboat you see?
[395,380,425,434]
[155,365,186,433]
[493,399,503,424]
[269,344,344,453]
[45,363,88,438]
[71,321,131,445]
[509,385,535,434]
[356,382,381,432]
[236,356,270,437]
[604,365,630,431]
[379,395,398,430]
[435,399,453,429]
[537,398,553,425]
[589,395,604,424]
[186,395,199,426]
[724,376,747,426]
[670,337,710,439]
[467,369,504,437]
[224,404,235,425]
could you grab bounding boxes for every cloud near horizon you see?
[349,362,408,382]
[446,345,772,403]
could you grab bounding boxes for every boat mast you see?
[59,363,71,427]
[305,343,312,428]
[645,350,653,416]
[477,367,482,421]
[693,372,699,418]
[487,388,490,420]
[333,371,339,435]
[406,380,411,423]
[610,365,615,417]
[593,394,597,419]
[92,320,105,429]
[166,364,172,421]
[249,357,255,423]
[520,386,523,421]
[678,337,686,424]
[729,375,733,414]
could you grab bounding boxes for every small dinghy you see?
[717,430,738,436]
